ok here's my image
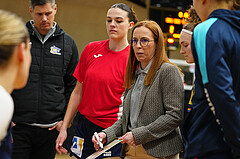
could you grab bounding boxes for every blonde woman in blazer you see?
[92,20,184,159]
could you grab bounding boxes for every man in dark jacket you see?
[11,0,79,159]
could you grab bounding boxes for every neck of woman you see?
[208,1,231,15]
[108,37,129,51]
[0,66,17,94]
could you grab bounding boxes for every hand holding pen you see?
[92,132,106,151]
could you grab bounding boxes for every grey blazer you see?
[103,63,184,158]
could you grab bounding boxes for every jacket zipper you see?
[38,43,44,123]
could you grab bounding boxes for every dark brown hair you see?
[30,0,55,9]
[185,6,201,24]
[231,0,240,10]
[110,3,138,23]
[183,23,199,32]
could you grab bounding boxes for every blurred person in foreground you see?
[0,9,31,159]
[182,0,240,158]
[92,20,184,159]
[11,0,79,159]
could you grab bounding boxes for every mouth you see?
[110,30,117,33]
[136,52,144,56]
[41,23,49,27]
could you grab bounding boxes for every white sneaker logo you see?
[94,54,103,58]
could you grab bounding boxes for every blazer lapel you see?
[136,70,160,119]
[136,85,151,119]
[124,88,133,132]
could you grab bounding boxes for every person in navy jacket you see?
[182,0,240,158]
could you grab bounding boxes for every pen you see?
[94,132,104,150]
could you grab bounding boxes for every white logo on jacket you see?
[94,54,103,58]
[50,45,61,55]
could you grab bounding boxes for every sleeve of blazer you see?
[102,116,124,144]
[63,39,79,114]
[132,64,184,145]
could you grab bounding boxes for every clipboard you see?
[86,139,122,159]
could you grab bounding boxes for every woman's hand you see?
[119,132,136,146]
[55,129,68,155]
[92,132,107,151]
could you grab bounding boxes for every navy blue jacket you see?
[183,9,240,158]
[0,125,12,159]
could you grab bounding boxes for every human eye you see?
[115,17,124,23]
[116,20,123,23]
[140,38,149,45]
[131,38,138,45]
[46,12,51,16]
[183,42,189,48]
[106,19,112,23]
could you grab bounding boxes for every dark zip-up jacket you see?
[183,9,240,158]
[12,21,79,124]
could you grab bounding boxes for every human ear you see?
[129,21,134,30]
[54,4,57,14]
[201,0,206,5]
[29,7,34,19]
[29,7,33,14]
[17,43,26,63]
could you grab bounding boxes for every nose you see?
[110,20,116,27]
[180,48,184,54]
[135,40,142,48]
[42,15,47,21]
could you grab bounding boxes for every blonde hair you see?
[0,9,29,66]
[124,20,181,88]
